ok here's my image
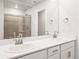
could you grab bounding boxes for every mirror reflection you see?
[4,14,31,39]
[4,0,46,39]
[4,0,59,39]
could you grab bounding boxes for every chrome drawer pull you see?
[52,50,58,53]
[68,51,71,58]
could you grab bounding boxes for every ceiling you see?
[4,0,46,11]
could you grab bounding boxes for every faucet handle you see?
[18,33,23,44]
[53,31,59,38]
[18,33,23,38]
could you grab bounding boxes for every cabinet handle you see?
[52,49,58,53]
[68,51,71,58]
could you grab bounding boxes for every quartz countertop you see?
[0,36,76,59]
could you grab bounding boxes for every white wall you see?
[77,0,79,59]
[59,0,77,37]
[0,0,4,40]
[77,0,79,43]
[26,0,59,36]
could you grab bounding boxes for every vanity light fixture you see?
[64,17,69,23]
[49,19,54,24]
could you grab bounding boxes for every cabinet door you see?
[48,54,59,59]
[18,50,47,59]
[61,47,74,59]
[59,0,77,36]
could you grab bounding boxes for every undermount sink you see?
[6,44,34,53]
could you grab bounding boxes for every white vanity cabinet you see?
[17,46,60,59]
[48,46,60,59]
[14,41,75,59]
[61,41,75,59]
[17,50,47,59]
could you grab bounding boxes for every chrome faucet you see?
[13,32,23,45]
[53,31,59,38]
[18,33,23,44]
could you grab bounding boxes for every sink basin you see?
[6,44,34,53]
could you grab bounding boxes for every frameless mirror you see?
[4,0,46,39]
[4,0,59,39]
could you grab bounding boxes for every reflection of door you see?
[38,10,45,36]
[23,15,31,37]
[4,15,31,39]
[4,15,19,39]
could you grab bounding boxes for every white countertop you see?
[0,36,76,59]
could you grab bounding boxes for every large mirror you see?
[4,0,59,39]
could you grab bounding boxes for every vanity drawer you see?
[61,41,75,51]
[48,46,59,57]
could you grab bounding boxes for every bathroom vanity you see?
[0,0,77,59]
[17,41,75,59]
[0,37,76,59]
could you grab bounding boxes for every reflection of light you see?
[15,4,18,9]
[5,8,25,16]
